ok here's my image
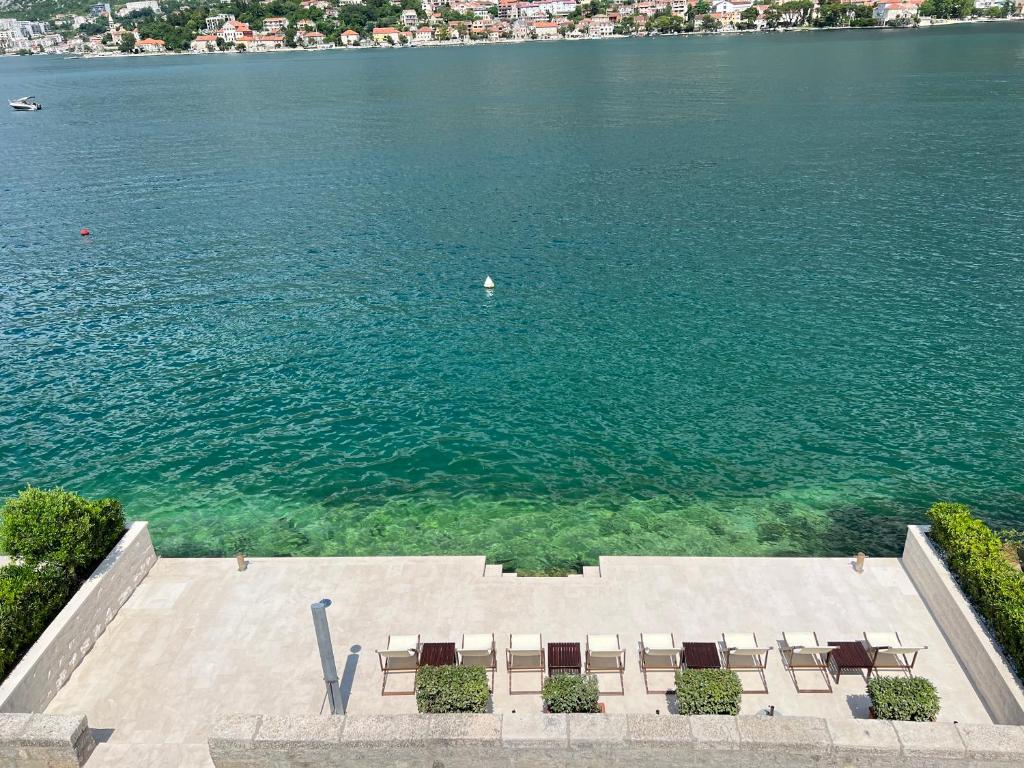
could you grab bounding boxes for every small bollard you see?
[855,552,866,573]
[235,553,247,572]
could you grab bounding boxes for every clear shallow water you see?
[2,26,1023,571]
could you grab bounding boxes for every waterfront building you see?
[296,28,325,45]
[190,33,217,51]
[873,1,919,20]
[251,32,285,48]
[218,19,252,42]
[533,19,559,35]
[372,25,401,42]
[339,28,361,43]
[136,36,165,51]
[588,13,614,34]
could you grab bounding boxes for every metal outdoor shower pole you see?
[311,598,343,715]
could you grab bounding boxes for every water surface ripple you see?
[2,26,1023,570]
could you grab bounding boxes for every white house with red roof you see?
[218,19,251,43]
[296,28,326,45]
[588,14,613,35]
[263,16,288,32]
[339,28,361,43]
[873,1,918,21]
[532,19,559,36]
[413,25,434,40]
[190,33,217,51]
[136,36,165,51]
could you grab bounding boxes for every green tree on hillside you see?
[118,31,136,52]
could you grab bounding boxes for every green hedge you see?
[674,668,742,715]
[928,502,1024,676]
[541,673,601,713]
[0,564,72,680]
[0,486,127,684]
[867,677,940,721]
[415,665,490,713]
[0,486,125,581]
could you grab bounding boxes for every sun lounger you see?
[864,631,927,677]
[781,631,833,692]
[723,632,771,693]
[506,633,545,694]
[376,634,420,696]
[458,633,497,690]
[586,634,625,695]
[639,633,680,694]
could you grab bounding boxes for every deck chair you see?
[586,634,625,695]
[781,631,833,693]
[864,631,926,677]
[376,634,420,696]
[639,633,680,694]
[723,632,771,693]
[506,633,545,694]
[458,633,497,691]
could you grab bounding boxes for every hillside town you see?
[0,0,1017,55]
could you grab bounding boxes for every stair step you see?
[484,564,504,578]
[582,566,601,579]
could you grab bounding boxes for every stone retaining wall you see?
[0,522,158,714]
[0,713,96,767]
[207,713,1024,767]
[902,524,1024,725]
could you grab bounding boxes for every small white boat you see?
[9,96,42,111]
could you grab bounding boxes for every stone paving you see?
[45,554,992,767]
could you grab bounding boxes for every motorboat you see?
[9,96,42,111]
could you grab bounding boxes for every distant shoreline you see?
[4,15,1018,61]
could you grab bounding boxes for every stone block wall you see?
[207,713,1024,767]
[0,521,158,714]
[902,525,1024,725]
[0,713,95,767]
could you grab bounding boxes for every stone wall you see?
[0,713,96,767]
[902,524,1024,725]
[207,712,1024,767]
[0,522,158,714]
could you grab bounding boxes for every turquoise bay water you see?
[2,26,1023,571]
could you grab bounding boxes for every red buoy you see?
[80,228,90,236]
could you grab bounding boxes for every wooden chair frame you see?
[506,633,545,694]
[586,633,625,696]
[377,633,420,696]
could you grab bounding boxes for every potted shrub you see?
[674,669,742,715]
[867,677,940,721]
[541,674,601,713]
[415,665,490,713]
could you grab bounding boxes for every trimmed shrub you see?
[0,563,73,680]
[541,673,601,713]
[415,665,489,713]
[928,502,1024,676]
[674,668,742,715]
[867,676,940,721]
[0,487,125,580]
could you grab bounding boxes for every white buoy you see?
[483,275,495,290]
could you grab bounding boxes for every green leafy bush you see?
[0,564,72,680]
[541,673,601,713]
[0,487,125,580]
[674,668,742,715]
[415,665,490,713]
[867,677,940,721]
[928,502,1024,676]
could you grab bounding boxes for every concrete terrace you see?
[45,554,992,767]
